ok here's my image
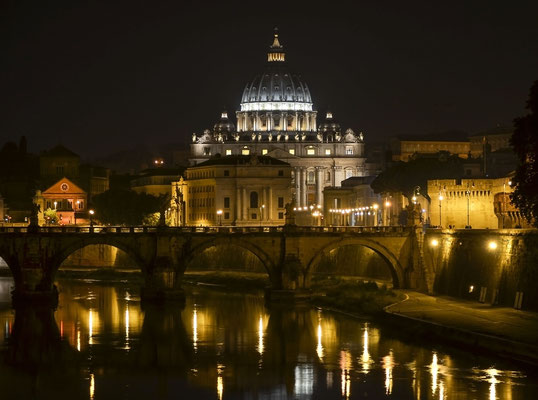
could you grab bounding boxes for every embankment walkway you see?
[384,291,538,364]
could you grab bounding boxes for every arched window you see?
[307,171,315,184]
[250,191,259,208]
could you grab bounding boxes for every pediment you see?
[43,177,86,195]
[266,148,298,159]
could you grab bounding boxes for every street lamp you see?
[438,194,444,228]
[74,200,80,225]
[259,204,265,226]
[89,209,95,227]
[216,209,223,226]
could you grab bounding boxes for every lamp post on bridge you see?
[216,209,223,226]
[438,194,443,228]
[259,204,265,227]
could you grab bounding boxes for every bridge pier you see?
[141,256,185,303]
[264,253,313,303]
[9,243,58,307]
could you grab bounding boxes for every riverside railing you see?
[0,225,409,234]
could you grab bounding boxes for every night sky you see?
[2,0,538,158]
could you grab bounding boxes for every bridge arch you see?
[53,237,148,275]
[184,237,275,280]
[306,238,405,288]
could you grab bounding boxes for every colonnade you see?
[236,111,317,133]
[235,186,273,222]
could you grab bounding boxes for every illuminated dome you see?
[236,28,317,133]
[240,65,313,111]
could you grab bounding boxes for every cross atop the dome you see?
[268,27,285,62]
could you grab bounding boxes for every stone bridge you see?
[0,225,427,304]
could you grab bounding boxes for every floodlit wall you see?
[424,230,538,311]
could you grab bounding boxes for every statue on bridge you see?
[29,202,41,230]
[285,200,297,226]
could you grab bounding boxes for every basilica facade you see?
[190,29,369,208]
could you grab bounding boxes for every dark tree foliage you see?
[511,80,538,227]
[92,189,162,226]
[371,155,465,199]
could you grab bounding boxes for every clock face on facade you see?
[60,183,69,192]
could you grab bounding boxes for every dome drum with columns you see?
[190,29,371,208]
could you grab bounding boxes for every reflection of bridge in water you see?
[0,225,424,303]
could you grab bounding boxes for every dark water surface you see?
[0,277,537,399]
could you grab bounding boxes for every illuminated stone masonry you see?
[190,29,372,208]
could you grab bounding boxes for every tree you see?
[43,208,58,225]
[92,189,163,226]
[510,80,538,227]
[371,154,465,200]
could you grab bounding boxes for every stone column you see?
[295,167,301,206]
[268,186,273,221]
[262,187,267,219]
[236,186,241,221]
[295,112,299,131]
[242,188,247,221]
[316,168,323,205]
[282,113,286,131]
[267,113,272,131]
[301,168,307,206]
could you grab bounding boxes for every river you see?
[0,277,536,399]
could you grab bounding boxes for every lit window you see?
[242,147,250,155]
[346,147,353,155]
[262,149,268,155]
[289,149,295,155]
[225,149,232,155]
[325,149,331,155]
[307,148,315,155]
[204,147,211,156]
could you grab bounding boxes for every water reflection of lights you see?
[125,303,130,349]
[316,323,324,361]
[430,352,439,394]
[88,309,94,345]
[340,350,352,399]
[257,315,264,355]
[77,328,81,351]
[193,306,198,352]
[326,371,333,389]
[360,324,373,374]
[486,368,498,400]
[382,350,395,395]
[89,373,95,400]
[217,363,225,400]
[294,361,314,397]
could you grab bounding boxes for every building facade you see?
[323,177,384,226]
[34,177,88,225]
[390,133,472,162]
[131,167,184,197]
[180,155,291,226]
[428,176,530,229]
[190,29,368,208]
